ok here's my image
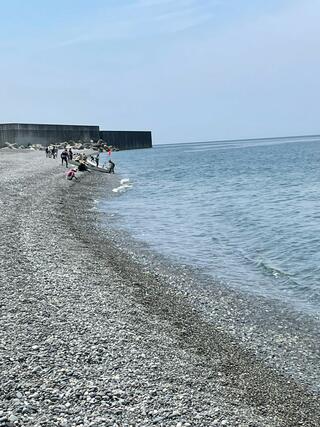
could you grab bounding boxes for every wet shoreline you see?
[92,169,320,393]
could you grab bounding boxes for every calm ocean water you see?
[100,137,320,315]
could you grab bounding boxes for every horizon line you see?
[155,133,320,146]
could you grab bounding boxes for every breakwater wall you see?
[0,123,99,147]
[0,123,152,150]
[99,130,152,150]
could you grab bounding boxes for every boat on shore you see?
[69,159,110,173]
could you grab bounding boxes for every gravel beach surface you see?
[0,150,319,427]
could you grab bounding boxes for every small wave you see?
[112,178,133,193]
[255,258,296,281]
[241,251,296,281]
[120,178,130,185]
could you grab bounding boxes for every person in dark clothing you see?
[45,147,49,157]
[108,159,115,173]
[61,149,69,167]
[95,153,100,167]
[68,148,73,160]
[78,162,88,171]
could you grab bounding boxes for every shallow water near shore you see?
[99,136,320,316]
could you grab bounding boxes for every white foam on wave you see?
[112,178,133,193]
[120,178,130,185]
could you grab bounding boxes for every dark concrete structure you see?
[0,123,152,150]
[0,123,99,147]
[99,130,152,150]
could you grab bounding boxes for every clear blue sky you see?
[0,0,319,144]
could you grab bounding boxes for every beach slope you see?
[0,151,319,426]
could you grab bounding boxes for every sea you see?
[99,136,320,316]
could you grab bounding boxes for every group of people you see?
[87,153,115,173]
[46,147,74,167]
[45,146,58,159]
[65,158,115,181]
[45,145,115,180]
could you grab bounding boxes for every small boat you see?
[69,159,110,173]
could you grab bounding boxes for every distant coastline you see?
[158,133,320,146]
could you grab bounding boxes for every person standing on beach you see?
[108,159,115,173]
[68,148,73,160]
[95,153,100,167]
[61,149,69,168]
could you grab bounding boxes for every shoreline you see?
[96,217,320,392]
[0,151,319,426]
[92,163,320,392]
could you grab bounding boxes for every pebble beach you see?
[0,150,319,427]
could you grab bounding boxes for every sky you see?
[0,0,319,144]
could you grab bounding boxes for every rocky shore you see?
[0,139,116,152]
[0,151,319,426]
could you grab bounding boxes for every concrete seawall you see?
[0,123,152,150]
[99,130,152,150]
[0,123,99,147]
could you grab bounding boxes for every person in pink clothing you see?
[66,168,77,180]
